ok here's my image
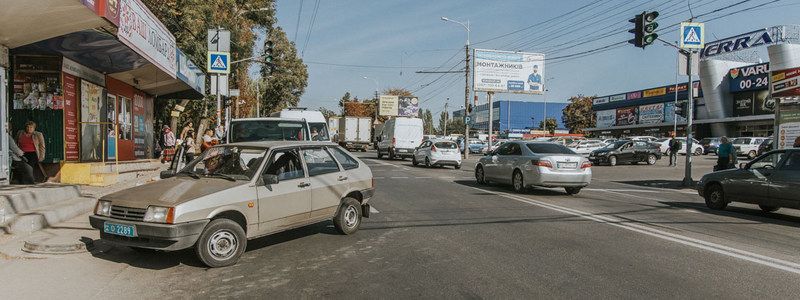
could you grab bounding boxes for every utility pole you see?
[256,80,261,118]
[488,92,494,145]
[464,43,470,159]
[682,49,695,186]
[444,99,449,136]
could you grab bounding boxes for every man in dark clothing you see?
[668,136,681,167]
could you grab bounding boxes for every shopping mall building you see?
[453,100,568,136]
[0,0,205,185]
[586,25,800,140]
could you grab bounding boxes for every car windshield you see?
[434,142,458,149]
[179,146,266,181]
[308,123,330,141]
[526,143,575,154]
[230,120,308,142]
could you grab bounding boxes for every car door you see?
[416,141,430,161]
[485,143,511,180]
[257,147,311,233]
[617,142,636,163]
[498,143,524,183]
[726,151,783,204]
[769,151,799,208]
[301,147,346,221]
[632,141,649,161]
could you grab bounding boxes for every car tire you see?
[694,148,703,156]
[475,165,486,184]
[512,170,525,193]
[333,197,362,235]
[647,154,657,165]
[759,205,780,213]
[388,149,396,160]
[425,157,431,167]
[565,187,582,195]
[748,150,757,159]
[377,150,383,159]
[609,155,617,166]
[195,218,247,268]
[412,156,418,166]
[704,184,728,210]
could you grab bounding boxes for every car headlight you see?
[144,206,175,224]
[95,200,111,217]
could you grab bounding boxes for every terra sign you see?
[701,28,777,58]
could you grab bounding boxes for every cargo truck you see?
[337,117,372,151]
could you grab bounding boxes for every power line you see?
[304,61,437,69]
[293,0,304,43]
[301,0,320,57]
[473,1,603,45]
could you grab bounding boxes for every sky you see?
[263,0,800,121]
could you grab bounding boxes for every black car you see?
[589,140,662,166]
[698,149,800,212]
[757,138,773,156]
[699,137,721,155]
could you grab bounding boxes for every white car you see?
[733,137,769,159]
[413,139,462,169]
[657,137,704,155]
[569,140,606,155]
[628,136,659,143]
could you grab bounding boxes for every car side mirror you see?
[262,174,279,185]
[160,170,175,179]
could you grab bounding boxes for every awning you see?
[0,0,108,48]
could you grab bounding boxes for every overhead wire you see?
[301,0,320,57]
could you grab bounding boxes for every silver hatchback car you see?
[475,141,592,194]
[90,141,375,267]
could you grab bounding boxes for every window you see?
[329,147,359,170]
[780,152,800,171]
[263,148,305,181]
[526,143,574,154]
[181,147,266,180]
[508,143,522,155]
[303,148,340,176]
[495,143,513,155]
[749,152,784,170]
[434,142,457,149]
[309,123,329,141]
[229,120,308,142]
[119,96,132,140]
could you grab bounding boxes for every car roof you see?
[223,141,338,148]
[429,139,456,143]
[231,117,306,122]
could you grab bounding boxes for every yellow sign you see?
[643,87,667,98]
[379,95,399,116]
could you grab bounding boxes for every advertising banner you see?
[664,101,688,123]
[596,109,616,128]
[616,107,637,126]
[702,27,778,58]
[397,96,420,117]
[776,97,800,150]
[176,49,204,94]
[379,95,398,116]
[80,80,104,161]
[733,92,755,117]
[771,67,800,97]
[729,63,769,93]
[627,91,642,100]
[118,0,177,77]
[474,49,544,94]
[638,103,664,125]
[592,96,609,105]
[754,89,775,115]
[133,93,146,158]
[62,58,105,86]
[643,87,667,98]
[63,74,79,161]
[609,94,626,102]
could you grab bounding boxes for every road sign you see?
[207,51,230,74]
[680,22,704,49]
[465,116,471,123]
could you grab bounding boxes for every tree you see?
[438,111,449,135]
[318,107,336,120]
[419,109,434,135]
[446,117,466,135]
[259,26,308,115]
[539,118,558,134]
[562,95,596,134]
[382,87,413,97]
[338,92,352,114]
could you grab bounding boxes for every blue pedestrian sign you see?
[680,22,704,49]
[207,51,230,74]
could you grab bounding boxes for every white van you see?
[270,108,330,141]
[376,117,424,159]
[228,118,310,143]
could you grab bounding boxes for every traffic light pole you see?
[464,44,470,159]
[682,49,695,186]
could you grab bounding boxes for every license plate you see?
[397,149,407,153]
[103,222,137,237]
[558,162,578,169]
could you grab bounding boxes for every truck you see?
[336,116,372,152]
[376,117,424,160]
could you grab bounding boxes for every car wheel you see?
[425,157,431,167]
[388,149,396,160]
[455,164,461,170]
[694,147,703,156]
[647,154,657,165]
[609,155,617,166]
[475,165,486,184]
[412,156,418,166]
[704,184,728,210]
[565,187,582,195]
[512,170,525,193]
[759,205,780,213]
[333,197,362,235]
[195,218,247,268]
[748,150,757,159]
[377,150,383,159]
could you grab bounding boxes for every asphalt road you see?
[2,151,799,298]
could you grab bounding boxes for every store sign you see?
[667,83,688,94]
[733,92,755,117]
[118,0,177,78]
[643,87,667,98]
[777,97,800,150]
[592,96,609,105]
[63,74,80,161]
[755,90,775,115]
[627,91,642,100]
[638,103,664,125]
[379,95,399,116]
[616,107,637,126]
[176,50,204,94]
[609,94,626,102]
[729,63,769,93]
[701,27,777,58]
[473,49,545,94]
[596,109,616,128]
[771,67,800,97]
[62,58,105,86]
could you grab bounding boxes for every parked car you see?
[664,137,703,156]
[589,140,661,166]
[732,137,770,159]
[413,139,462,169]
[627,136,659,143]
[699,137,722,155]
[489,139,508,152]
[569,140,606,156]
[468,140,488,154]
[475,141,591,194]
[90,141,375,268]
[698,149,800,212]
[757,138,773,156]
[228,117,310,143]
[376,117,424,160]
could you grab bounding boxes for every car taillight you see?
[532,159,552,168]
[581,161,592,169]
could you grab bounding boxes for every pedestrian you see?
[161,125,176,163]
[201,129,217,152]
[215,124,225,141]
[183,130,196,162]
[8,123,34,184]
[794,136,800,148]
[716,136,734,171]
[668,134,681,167]
[17,121,45,182]
[180,121,194,140]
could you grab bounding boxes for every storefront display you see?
[64,74,79,161]
[80,80,104,161]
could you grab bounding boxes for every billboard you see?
[473,49,544,94]
[379,95,398,116]
[638,103,664,125]
[733,92,754,117]
[398,96,420,117]
[596,109,616,128]
[616,107,637,126]
[771,67,800,97]
[777,98,800,150]
[729,63,769,93]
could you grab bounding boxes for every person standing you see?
[716,136,734,171]
[17,121,45,182]
[180,121,194,140]
[668,135,681,167]
[183,130,196,162]
[161,125,176,163]
[8,124,34,184]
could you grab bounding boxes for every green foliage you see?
[446,117,466,135]
[438,111,449,135]
[562,95,596,134]
[420,109,434,135]
[539,118,558,134]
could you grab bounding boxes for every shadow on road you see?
[661,201,800,228]
[615,180,694,190]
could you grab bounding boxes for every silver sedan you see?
[475,141,592,194]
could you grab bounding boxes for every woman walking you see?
[716,136,734,171]
[16,121,45,182]
[161,125,176,163]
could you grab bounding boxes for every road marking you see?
[390,176,408,179]
[374,177,385,179]
[583,188,662,193]
[466,185,800,275]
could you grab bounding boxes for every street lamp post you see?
[441,16,470,159]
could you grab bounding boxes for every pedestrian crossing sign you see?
[680,22,704,49]
[207,51,230,74]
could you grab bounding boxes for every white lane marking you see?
[583,188,662,193]
[374,177,385,179]
[369,159,400,167]
[418,177,432,179]
[370,206,380,214]
[466,185,800,275]
[390,176,408,179]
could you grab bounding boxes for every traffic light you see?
[676,101,688,118]
[263,39,275,74]
[628,11,659,48]
[222,96,233,108]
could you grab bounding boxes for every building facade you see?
[453,100,568,134]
